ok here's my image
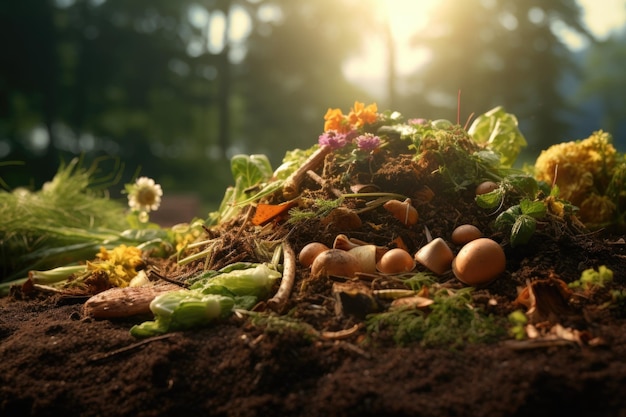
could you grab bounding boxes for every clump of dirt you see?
[2,120,626,417]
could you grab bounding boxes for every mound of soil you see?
[2,137,626,417]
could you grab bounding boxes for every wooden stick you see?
[267,241,296,313]
[282,145,332,199]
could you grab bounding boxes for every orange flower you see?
[348,101,378,128]
[324,108,348,132]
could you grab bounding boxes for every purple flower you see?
[318,130,350,149]
[355,133,381,151]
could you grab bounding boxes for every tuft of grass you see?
[0,157,132,281]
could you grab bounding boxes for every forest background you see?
[1,0,625,223]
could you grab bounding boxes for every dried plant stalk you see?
[282,145,332,199]
[83,282,180,319]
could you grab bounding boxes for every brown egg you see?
[298,242,329,267]
[451,224,483,245]
[475,181,498,195]
[377,248,415,274]
[452,238,505,286]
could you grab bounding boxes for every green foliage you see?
[207,154,282,225]
[494,198,547,247]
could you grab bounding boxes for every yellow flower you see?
[88,245,144,287]
[534,130,617,206]
[127,177,163,213]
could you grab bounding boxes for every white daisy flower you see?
[127,177,163,213]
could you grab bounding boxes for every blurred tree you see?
[0,0,376,209]
[574,30,626,149]
[399,0,592,163]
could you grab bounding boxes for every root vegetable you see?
[83,283,180,319]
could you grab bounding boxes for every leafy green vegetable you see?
[189,263,281,298]
[132,262,282,337]
[130,290,236,337]
[468,106,527,167]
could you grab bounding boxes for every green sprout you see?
[508,310,528,340]
[569,265,614,291]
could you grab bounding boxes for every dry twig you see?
[282,145,332,199]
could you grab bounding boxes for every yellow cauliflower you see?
[534,130,617,224]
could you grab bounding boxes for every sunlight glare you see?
[342,0,438,99]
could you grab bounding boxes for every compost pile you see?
[1,103,626,417]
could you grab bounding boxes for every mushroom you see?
[298,242,330,267]
[451,224,483,245]
[310,249,362,279]
[414,237,454,275]
[452,238,506,286]
[383,198,419,226]
[377,248,415,274]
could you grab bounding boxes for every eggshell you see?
[414,238,454,275]
[451,224,482,245]
[452,238,505,286]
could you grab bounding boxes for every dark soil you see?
[2,145,626,417]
